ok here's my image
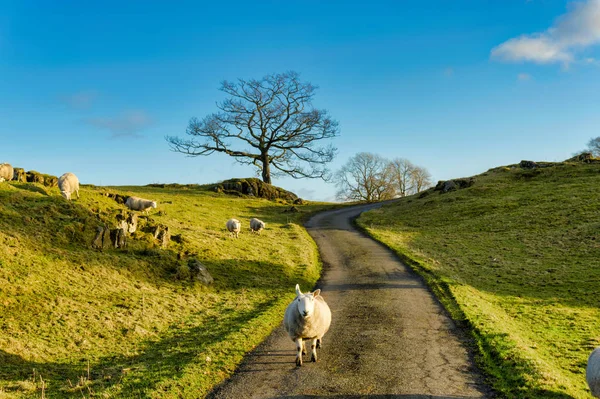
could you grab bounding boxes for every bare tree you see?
[335,152,395,202]
[387,158,415,197]
[166,71,339,184]
[410,166,433,193]
[586,137,600,157]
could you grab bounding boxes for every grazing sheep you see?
[226,218,242,238]
[0,163,14,182]
[249,217,266,234]
[125,196,157,214]
[587,347,600,397]
[58,172,80,200]
[283,284,332,366]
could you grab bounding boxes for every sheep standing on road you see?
[587,347,600,397]
[58,172,80,200]
[226,218,241,238]
[0,163,14,182]
[283,284,332,366]
[249,218,266,234]
[125,196,157,214]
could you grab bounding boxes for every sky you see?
[2,0,600,202]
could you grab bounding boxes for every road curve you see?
[207,203,492,399]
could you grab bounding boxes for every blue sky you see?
[2,0,600,201]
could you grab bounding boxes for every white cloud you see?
[491,0,600,65]
[517,72,532,81]
[84,110,153,139]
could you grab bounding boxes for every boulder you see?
[188,259,214,285]
[13,168,26,182]
[520,160,537,169]
[91,225,112,250]
[26,171,45,185]
[212,178,299,202]
[110,228,127,249]
[434,178,474,194]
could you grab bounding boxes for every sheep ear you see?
[313,289,321,297]
[295,284,302,296]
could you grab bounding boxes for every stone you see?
[110,228,127,249]
[13,168,26,182]
[91,225,112,250]
[519,160,537,169]
[188,259,214,285]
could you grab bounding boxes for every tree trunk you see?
[261,156,271,184]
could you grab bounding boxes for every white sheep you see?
[58,172,80,200]
[249,217,266,234]
[283,284,332,366]
[0,163,14,182]
[226,218,241,238]
[125,196,157,214]
[587,347,600,397]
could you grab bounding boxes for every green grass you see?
[0,181,336,398]
[357,162,600,398]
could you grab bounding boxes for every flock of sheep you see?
[5,162,600,386]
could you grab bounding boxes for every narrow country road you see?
[207,203,492,399]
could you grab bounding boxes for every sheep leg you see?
[295,338,303,367]
[317,337,322,349]
[76,189,80,199]
[310,338,318,362]
[302,340,306,355]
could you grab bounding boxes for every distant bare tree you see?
[410,166,433,193]
[335,152,395,202]
[586,137,600,157]
[166,71,339,184]
[387,158,415,197]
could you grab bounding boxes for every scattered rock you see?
[91,225,112,250]
[188,259,214,285]
[284,206,300,213]
[519,160,537,169]
[294,198,305,205]
[26,171,45,185]
[434,178,474,194]
[565,152,600,163]
[104,192,128,205]
[152,225,170,248]
[110,228,127,249]
[13,168,26,182]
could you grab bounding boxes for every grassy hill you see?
[357,160,600,398]
[0,181,334,398]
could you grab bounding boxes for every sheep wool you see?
[249,218,266,234]
[283,284,331,366]
[0,163,14,182]
[587,347,600,397]
[226,218,242,238]
[125,196,157,213]
[58,172,80,200]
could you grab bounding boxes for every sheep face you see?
[151,201,157,209]
[295,284,321,318]
[61,190,71,200]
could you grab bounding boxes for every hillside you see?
[0,180,334,398]
[357,160,600,398]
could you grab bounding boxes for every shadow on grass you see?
[11,183,50,196]
[0,297,281,398]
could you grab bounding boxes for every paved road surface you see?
[207,203,492,399]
